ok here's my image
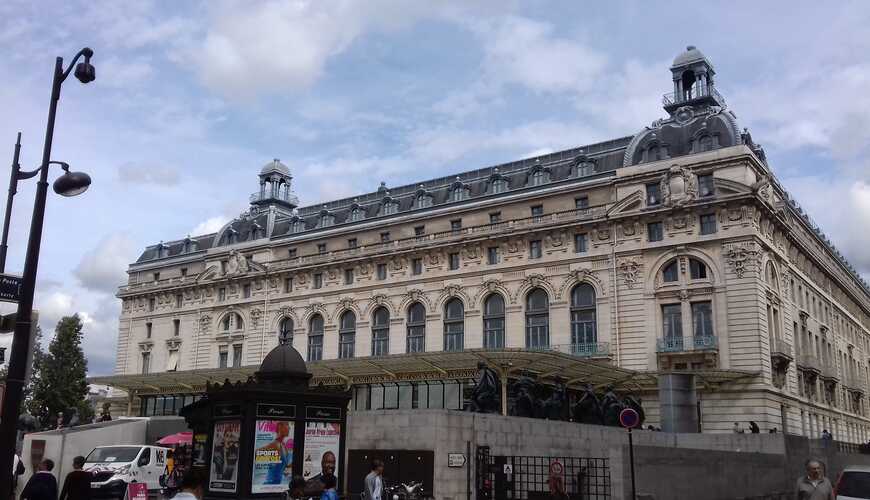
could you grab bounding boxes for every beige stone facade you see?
[102,47,870,442]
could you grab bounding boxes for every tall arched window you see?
[349,206,364,222]
[570,284,597,355]
[222,312,243,332]
[450,186,468,202]
[525,289,549,349]
[415,193,433,209]
[279,317,294,345]
[338,311,356,359]
[483,294,505,349]
[530,169,548,186]
[444,298,465,351]
[372,307,390,356]
[382,200,399,215]
[290,219,304,233]
[308,314,324,361]
[662,261,679,282]
[490,178,508,194]
[407,303,426,353]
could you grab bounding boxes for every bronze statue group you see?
[467,362,645,427]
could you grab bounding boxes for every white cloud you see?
[191,216,230,236]
[99,57,154,88]
[781,176,870,277]
[116,162,181,186]
[73,233,136,295]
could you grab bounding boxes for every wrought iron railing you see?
[549,342,611,358]
[250,190,299,205]
[655,336,718,353]
[662,85,726,107]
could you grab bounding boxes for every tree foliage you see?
[28,316,92,428]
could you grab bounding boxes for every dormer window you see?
[575,157,596,177]
[320,212,335,227]
[529,167,550,187]
[450,183,469,202]
[182,238,196,253]
[490,178,508,194]
[381,199,399,215]
[289,218,305,233]
[415,192,433,209]
[250,223,262,240]
[226,230,238,245]
[157,244,169,258]
[349,206,364,222]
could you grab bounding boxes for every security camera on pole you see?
[0,47,95,497]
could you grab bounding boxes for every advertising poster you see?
[303,422,341,483]
[193,433,208,466]
[251,420,295,493]
[210,421,241,492]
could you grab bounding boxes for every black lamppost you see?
[0,48,95,497]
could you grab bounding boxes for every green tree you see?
[28,316,92,428]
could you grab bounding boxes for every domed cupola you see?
[623,46,742,167]
[251,158,298,212]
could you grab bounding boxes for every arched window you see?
[222,312,243,332]
[338,311,355,359]
[278,317,294,345]
[320,213,335,227]
[646,145,661,162]
[372,307,390,356]
[444,298,464,351]
[290,219,305,233]
[308,314,324,361]
[349,207,364,222]
[530,169,548,186]
[450,186,469,202]
[226,229,238,245]
[765,262,779,291]
[689,259,708,280]
[415,193,433,209]
[491,178,508,194]
[570,284,597,355]
[382,200,399,215]
[483,294,505,349]
[250,224,262,240]
[525,289,549,349]
[662,261,679,282]
[698,135,713,152]
[407,303,426,353]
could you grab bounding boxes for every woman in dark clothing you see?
[59,456,91,500]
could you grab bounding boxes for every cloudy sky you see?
[0,1,868,376]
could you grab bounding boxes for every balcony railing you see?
[250,190,299,206]
[662,85,726,108]
[770,339,793,359]
[656,336,718,353]
[797,354,822,373]
[550,342,611,359]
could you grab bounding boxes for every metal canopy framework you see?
[89,349,759,396]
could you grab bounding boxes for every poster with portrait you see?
[210,421,241,492]
[251,420,295,493]
[303,422,341,484]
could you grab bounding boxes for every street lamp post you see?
[0,132,23,273]
[0,48,95,498]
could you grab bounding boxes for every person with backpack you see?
[11,452,25,499]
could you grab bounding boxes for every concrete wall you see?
[346,409,870,500]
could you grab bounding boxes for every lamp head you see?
[74,48,95,84]
[52,162,91,197]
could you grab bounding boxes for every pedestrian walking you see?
[364,459,384,500]
[172,468,207,500]
[161,449,181,498]
[59,456,91,500]
[20,459,58,500]
[795,459,833,500]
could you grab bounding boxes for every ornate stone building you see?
[95,46,870,441]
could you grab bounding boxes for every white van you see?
[85,445,171,498]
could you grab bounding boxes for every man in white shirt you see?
[173,468,207,500]
[364,459,384,500]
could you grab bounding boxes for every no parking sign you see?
[619,408,640,429]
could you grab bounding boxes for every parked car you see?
[84,445,171,499]
[835,465,870,500]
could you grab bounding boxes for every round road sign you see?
[619,408,640,429]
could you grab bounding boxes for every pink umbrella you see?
[157,431,192,446]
